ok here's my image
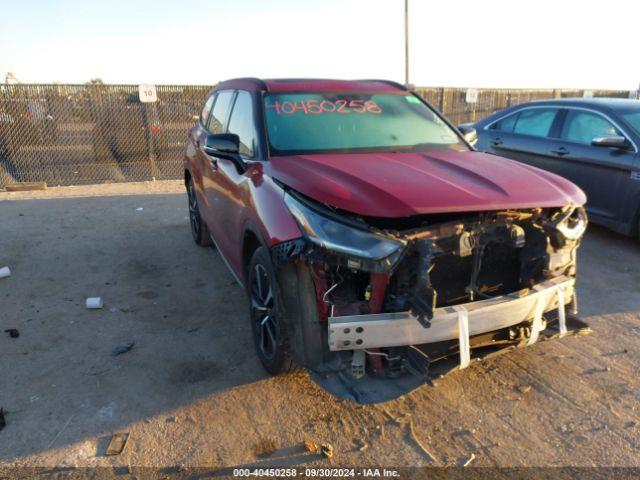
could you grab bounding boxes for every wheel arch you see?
[241,222,270,283]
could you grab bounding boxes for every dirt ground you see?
[0,180,639,470]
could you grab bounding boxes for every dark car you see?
[471,98,640,237]
[183,78,589,403]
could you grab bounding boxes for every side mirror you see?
[203,133,246,172]
[458,125,478,146]
[591,136,630,149]
[204,133,240,155]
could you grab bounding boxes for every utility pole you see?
[404,0,409,85]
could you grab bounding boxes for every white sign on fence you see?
[465,88,479,104]
[138,84,157,103]
[583,90,594,98]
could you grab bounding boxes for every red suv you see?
[184,78,588,402]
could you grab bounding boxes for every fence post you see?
[145,102,158,181]
[438,88,445,114]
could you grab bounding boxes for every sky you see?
[1,0,639,90]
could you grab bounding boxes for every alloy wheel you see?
[188,181,201,240]
[250,264,278,360]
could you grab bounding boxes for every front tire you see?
[187,178,211,247]
[247,247,296,375]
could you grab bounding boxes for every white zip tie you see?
[557,287,567,336]
[453,305,470,369]
[527,290,548,346]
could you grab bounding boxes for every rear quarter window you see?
[490,112,519,132]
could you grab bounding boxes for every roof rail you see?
[218,77,268,91]
[358,79,408,91]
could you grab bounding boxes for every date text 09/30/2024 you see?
[233,468,400,477]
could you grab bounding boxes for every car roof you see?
[475,96,640,127]
[522,97,639,110]
[213,77,407,94]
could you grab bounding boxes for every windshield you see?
[263,92,468,155]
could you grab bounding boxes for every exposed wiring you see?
[407,345,431,362]
[322,266,344,304]
[364,349,400,361]
[322,266,345,317]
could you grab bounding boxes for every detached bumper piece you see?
[329,276,576,367]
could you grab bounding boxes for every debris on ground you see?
[187,326,200,333]
[452,428,476,438]
[576,327,594,336]
[86,297,103,309]
[135,207,144,212]
[582,366,611,375]
[602,349,628,356]
[46,414,74,449]
[380,406,401,424]
[253,437,279,458]
[517,385,532,394]
[321,443,334,458]
[4,329,19,338]
[0,408,6,431]
[462,452,476,467]
[353,437,368,452]
[0,266,11,279]
[407,419,438,464]
[105,432,129,456]
[111,342,135,356]
[304,439,319,454]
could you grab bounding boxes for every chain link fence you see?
[0,84,210,187]
[0,83,631,187]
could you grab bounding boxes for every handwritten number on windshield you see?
[266,99,382,115]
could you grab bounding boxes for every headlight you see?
[556,206,588,240]
[284,193,405,262]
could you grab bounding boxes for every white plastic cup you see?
[86,297,103,309]
[0,266,10,279]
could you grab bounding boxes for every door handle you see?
[551,147,570,156]
[490,138,503,146]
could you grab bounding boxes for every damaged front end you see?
[272,190,589,403]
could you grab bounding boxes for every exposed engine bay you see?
[272,189,589,403]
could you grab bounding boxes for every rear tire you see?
[187,177,211,247]
[247,246,297,375]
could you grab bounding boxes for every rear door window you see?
[560,110,620,144]
[512,108,559,137]
[207,90,235,134]
[227,91,256,158]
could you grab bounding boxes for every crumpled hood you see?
[266,151,586,217]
